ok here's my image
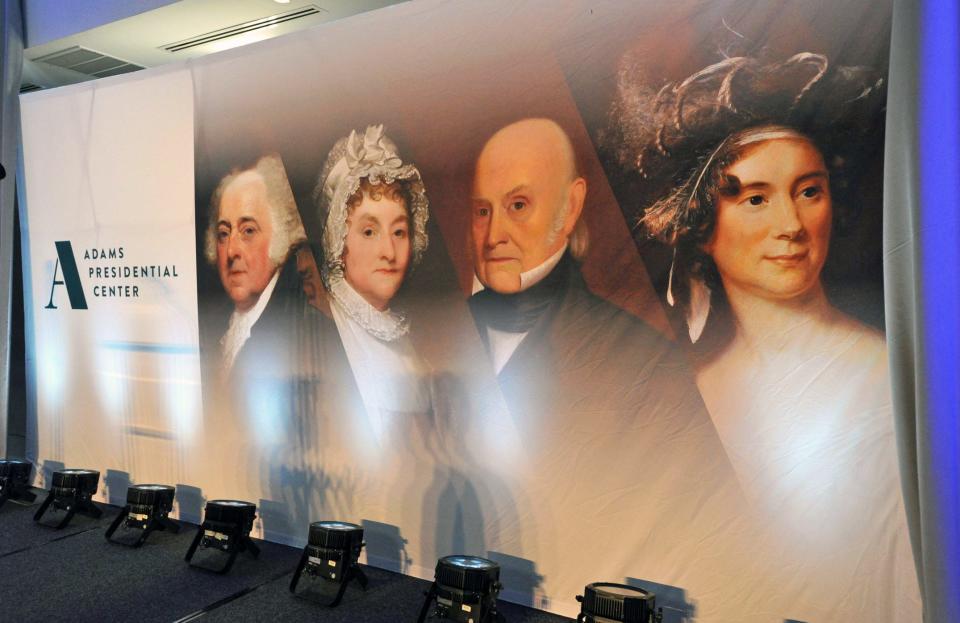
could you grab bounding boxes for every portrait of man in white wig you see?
[204,153,306,377]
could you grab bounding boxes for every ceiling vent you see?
[32,45,144,78]
[19,83,43,94]
[161,5,325,53]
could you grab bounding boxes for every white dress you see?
[328,278,430,448]
[697,315,921,622]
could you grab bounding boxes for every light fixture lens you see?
[317,521,357,531]
[446,555,497,569]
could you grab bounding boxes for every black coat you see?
[205,257,363,450]
[469,255,739,514]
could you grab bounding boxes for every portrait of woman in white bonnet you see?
[313,124,432,443]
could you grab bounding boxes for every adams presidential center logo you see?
[44,240,181,310]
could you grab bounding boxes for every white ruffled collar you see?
[327,276,409,342]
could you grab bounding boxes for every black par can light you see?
[0,459,36,508]
[576,583,662,623]
[289,520,369,606]
[184,499,260,574]
[33,469,103,528]
[105,484,179,547]
[417,555,503,623]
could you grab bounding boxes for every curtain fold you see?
[885,0,960,621]
[0,0,24,458]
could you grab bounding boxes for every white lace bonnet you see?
[312,124,429,286]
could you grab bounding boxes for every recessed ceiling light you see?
[274,0,291,4]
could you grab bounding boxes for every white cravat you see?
[220,269,280,375]
[472,243,567,374]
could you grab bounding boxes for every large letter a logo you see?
[44,241,88,310]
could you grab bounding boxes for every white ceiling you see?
[22,0,405,90]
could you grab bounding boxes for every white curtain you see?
[884,0,960,620]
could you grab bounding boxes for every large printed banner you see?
[20,1,919,620]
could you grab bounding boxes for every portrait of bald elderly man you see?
[463,120,747,604]
[467,118,723,436]
[204,153,308,381]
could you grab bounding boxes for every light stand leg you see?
[33,491,54,522]
[134,522,157,548]
[104,506,130,542]
[218,544,241,575]
[55,503,77,529]
[215,526,248,574]
[416,583,438,623]
[329,572,352,607]
[327,572,349,608]
[327,563,369,607]
[289,549,310,593]
[184,525,204,563]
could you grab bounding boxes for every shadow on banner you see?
[625,577,695,623]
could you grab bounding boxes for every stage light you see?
[417,555,502,623]
[0,459,36,508]
[576,583,662,623]
[105,484,179,547]
[185,499,260,574]
[33,469,103,529]
[289,520,369,606]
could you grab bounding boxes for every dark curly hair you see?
[603,52,885,335]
